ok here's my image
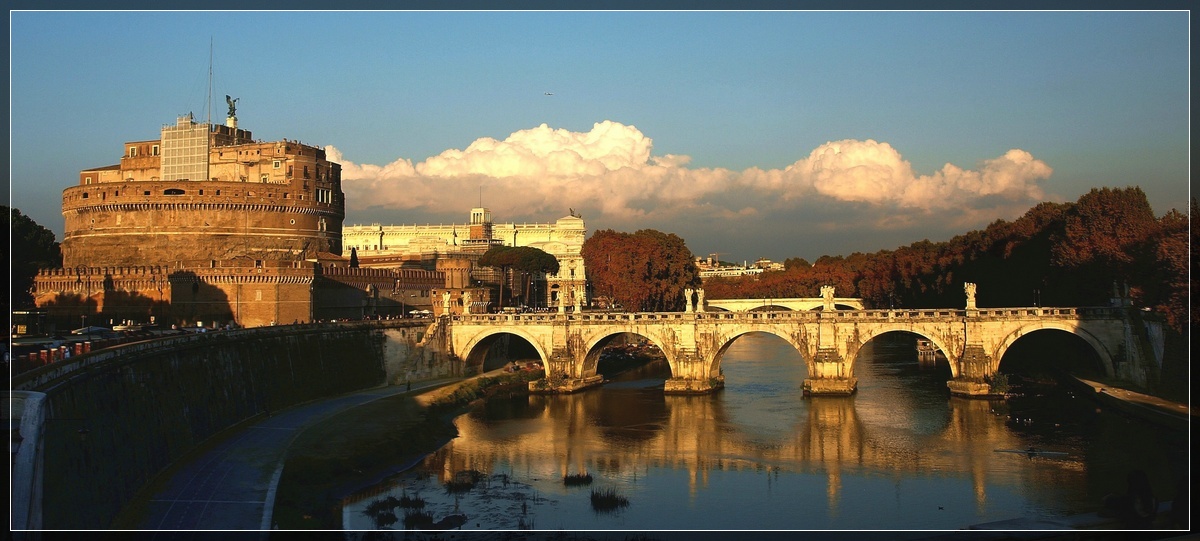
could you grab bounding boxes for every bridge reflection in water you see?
[340,334,1142,530]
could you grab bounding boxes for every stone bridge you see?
[705,297,865,311]
[446,289,1150,396]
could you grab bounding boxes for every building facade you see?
[343,208,588,309]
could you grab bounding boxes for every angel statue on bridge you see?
[821,285,835,310]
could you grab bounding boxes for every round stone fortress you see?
[60,114,344,268]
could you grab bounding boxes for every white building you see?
[343,208,587,308]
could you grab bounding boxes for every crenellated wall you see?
[9,320,460,530]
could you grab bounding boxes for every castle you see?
[31,109,587,330]
[33,111,429,329]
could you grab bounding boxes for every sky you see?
[9,11,1191,263]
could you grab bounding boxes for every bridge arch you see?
[711,328,808,380]
[579,329,675,380]
[458,328,551,372]
[746,304,798,312]
[992,323,1115,378]
[850,326,960,379]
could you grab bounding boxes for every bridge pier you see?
[802,348,858,396]
[529,349,604,394]
[946,344,1004,398]
[663,351,725,394]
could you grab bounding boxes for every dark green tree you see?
[8,206,63,311]
[479,246,559,309]
[479,246,517,310]
[509,246,560,307]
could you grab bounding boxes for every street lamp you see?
[75,265,92,340]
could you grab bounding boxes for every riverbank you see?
[1067,375,1195,432]
[272,370,539,529]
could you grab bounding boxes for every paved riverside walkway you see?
[1071,376,1196,428]
[130,377,463,532]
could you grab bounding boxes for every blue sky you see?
[9,11,1190,263]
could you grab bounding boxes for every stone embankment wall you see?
[11,320,455,530]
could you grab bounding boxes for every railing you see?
[448,306,1124,326]
[11,319,422,392]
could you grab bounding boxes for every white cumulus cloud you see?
[330,121,1053,231]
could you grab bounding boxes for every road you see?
[130,378,457,531]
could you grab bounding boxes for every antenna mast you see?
[206,37,213,125]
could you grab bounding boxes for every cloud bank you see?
[328,121,1052,236]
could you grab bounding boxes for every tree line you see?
[701,187,1191,335]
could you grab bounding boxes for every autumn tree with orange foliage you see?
[582,229,700,312]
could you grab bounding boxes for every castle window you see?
[164,188,185,196]
[290,219,296,225]
[143,190,151,196]
[303,166,310,179]
[128,147,137,157]
[152,145,159,156]
[199,189,204,195]
[85,176,92,184]
[211,260,216,268]
[216,190,221,195]
[261,174,269,182]
[255,260,263,268]
[82,192,89,199]
[287,166,293,177]
[273,160,281,169]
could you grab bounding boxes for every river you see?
[342,332,1186,531]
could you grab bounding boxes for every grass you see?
[590,487,630,512]
[272,372,534,529]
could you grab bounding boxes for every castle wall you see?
[61,180,343,267]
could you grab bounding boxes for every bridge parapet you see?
[449,307,1124,327]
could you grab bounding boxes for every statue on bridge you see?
[697,288,705,313]
[462,290,472,314]
[821,285,835,311]
[685,288,694,313]
[964,282,977,310]
[442,291,451,314]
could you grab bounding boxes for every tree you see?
[8,206,63,311]
[509,247,560,307]
[1051,187,1159,304]
[349,247,359,268]
[478,246,560,310]
[582,229,700,312]
[479,246,517,310]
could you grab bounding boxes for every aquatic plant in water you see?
[590,488,630,512]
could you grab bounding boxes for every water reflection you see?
[342,333,1183,530]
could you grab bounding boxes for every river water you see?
[342,333,1186,531]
